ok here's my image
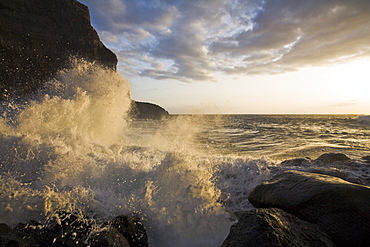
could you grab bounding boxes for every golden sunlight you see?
[328,59,370,100]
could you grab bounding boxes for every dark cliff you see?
[0,0,169,118]
[0,0,117,100]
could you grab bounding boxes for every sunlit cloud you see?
[80,0,370,82]
[329,100,358,107]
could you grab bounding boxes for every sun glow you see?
[327,59,370,100]
[129,58,370,114]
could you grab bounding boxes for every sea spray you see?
[357,115,370,125]
[0,59,132,225]
[1,60,277,246]
[17,59,131,146]
[4,61,368,246]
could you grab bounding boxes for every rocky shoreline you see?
[2,0,370,246]
[0,212,148,247]
[1,153,370,246]
[222,153,370,247]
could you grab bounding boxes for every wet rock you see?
[222,208,334,247]
[0,223,20,247]
[10,213,91,246]
[89,214,148,247]
[0,222,35,247]
[280,158,310,166]
[111,214,148,247]
[248,170,370,247]
[4,240,21,247]
[89,226,130,247]
[0,223,11,235]
[314,153,350,163]
[0,212,148,247]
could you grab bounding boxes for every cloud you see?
[329,100,358,107]
[79,0,370,81]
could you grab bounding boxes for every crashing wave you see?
[356,115,370,125]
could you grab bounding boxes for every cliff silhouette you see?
[0,0,168,118]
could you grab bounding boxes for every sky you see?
[78,0,370,114]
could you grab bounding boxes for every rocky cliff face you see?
[0,0,168,117]
[0,0,117,100]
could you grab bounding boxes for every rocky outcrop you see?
[279,153,370,185]
[89,226,130,247]
[222,208,333,247]
[129,101,169,119]
[248,170,370,247]
[0,0,117,100]
[314,153,350,163]
[111,215,148,247]
[0,212,148,247]
[0,0,169,118]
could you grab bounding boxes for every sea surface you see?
[1,61,370,246]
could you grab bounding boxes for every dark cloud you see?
[79,0,370,81]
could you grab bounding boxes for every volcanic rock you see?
[248,170,370,247]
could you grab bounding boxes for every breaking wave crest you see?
[0,60,276,246]
[356,115,370,125]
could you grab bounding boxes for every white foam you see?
[1,61,268,246]
[356,115,370,125]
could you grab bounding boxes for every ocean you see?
[1,61,369,246]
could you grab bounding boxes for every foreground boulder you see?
[0,212,148,247]
[222,208,333,247]
[248,170,370,247]
[89,226,130,247]
[111,214,148,247]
